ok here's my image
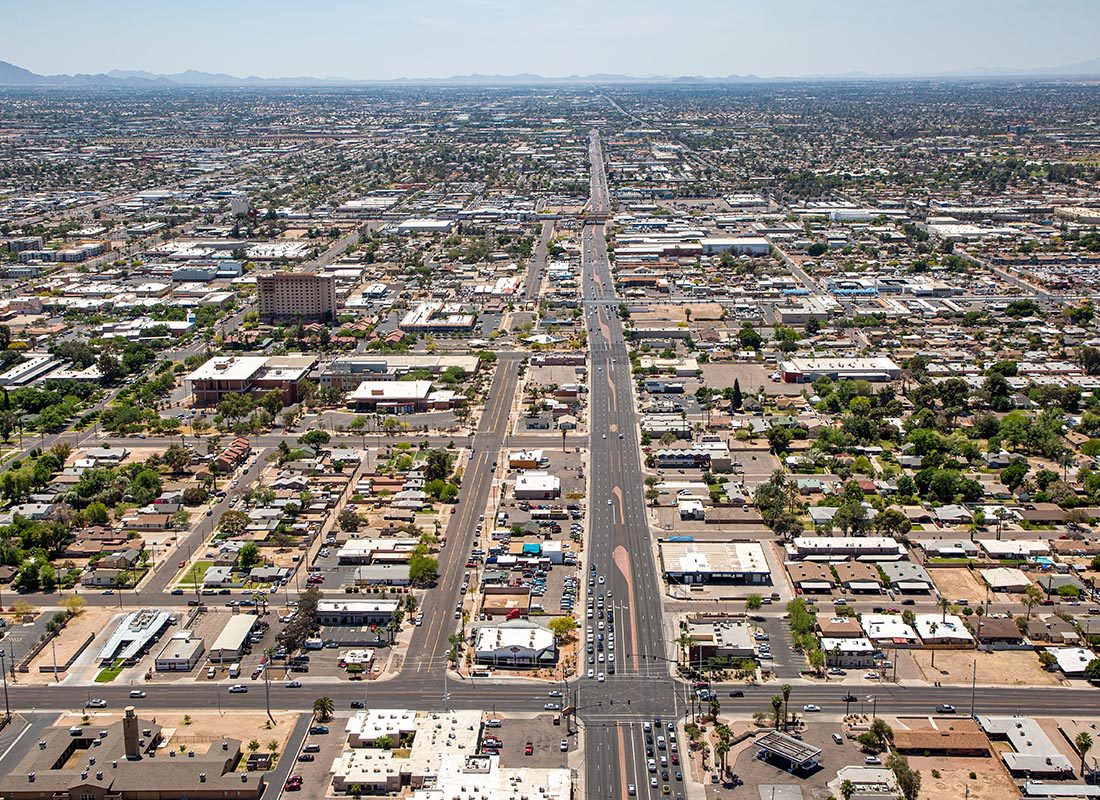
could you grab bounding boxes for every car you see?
[936,704,957,714]
[178,560,186,568]
[864,672,880,680]
[548,690,563,697]
[128,690,146,699]
[650,778,658,789]
[350,700,365,709]
[728,690,744,698]
[560,739,569,752]
[228,685,248,693]
[662,786,670,795]
[85,698,107,708]
[597,672,605,682]
[832,733,844,745]
[607,499,613,505]
[284,777,303,791]
[297,753,315,762]
[286,680,302,689]
[842,693,858,703]
[865,756,882,765]
[803,704,821,712]
[627,785,636,796]
[524,742,534,756]
[587,668,594,679]
[544,702,560,711]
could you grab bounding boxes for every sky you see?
[2,0,1099,79]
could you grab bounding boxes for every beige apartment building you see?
[257,271,336,322]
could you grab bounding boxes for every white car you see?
[864,672,880,680]
[587,668,595,679]
[803,704,821,712]
[597,672,605,682]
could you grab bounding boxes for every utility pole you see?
[970,658,977,719]
[0,650,10,721]
[263,648,274,725]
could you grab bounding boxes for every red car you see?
[524,742,534,756]
[285,776,303,792]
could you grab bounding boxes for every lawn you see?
[95,659,124,683]
[179,560,214,587]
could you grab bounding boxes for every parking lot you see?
[493,714,575,769]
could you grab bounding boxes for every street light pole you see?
[0,650,11,721]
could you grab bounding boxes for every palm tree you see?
[770,695,784,730]
[839,779,855,800]
[1076,731,1093,777]
[312,696,335,722]
[938,596,951,622]
[247,739,260,756]
[267,739,278,762]
[781,683,792,729]
[677,632,694,668]
[715,741,730,775]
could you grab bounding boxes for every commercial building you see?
[659,541,771,585]
[514,471,561,500]
[97,609,172,665]
[256,271,336,322]
[788,536,906,562]
[398,301,477,334]
[316,599,400,626]
[208,614,258,662]
[683,618,755,662]
[473,622,558,669]
[154,632,206,671]
[779,357,901,383]
[346,380,435,413]
[185,354,316,406]
[0,708,264,800]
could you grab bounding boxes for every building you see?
[256,272,336,322]
[0,708,264,800]
[208,614,258,662]
[316,599,400,626]
[789,536,905,562]
[97,609,172,665]
[346,380,434,413]
[155,632,206,671]
[779,357,901,383]
[514,471,561,500]
[979,716,1075,777]
[659,541,771,585]
[473,622,557,669]
[185,354,316,406]
[683,618,755,663]
[399,301,477,334]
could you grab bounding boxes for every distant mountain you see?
[1,57,1099,88]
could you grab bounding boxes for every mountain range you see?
[1,57,1099,88]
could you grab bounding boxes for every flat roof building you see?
[208,614,257,662]
[780,357,901,384]
[659,541,771,585]
[257,271,336,323]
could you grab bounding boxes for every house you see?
[99,548,143,570]
[819,637,877,668]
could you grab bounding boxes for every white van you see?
[228,662,241,679]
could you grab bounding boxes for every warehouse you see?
[154,632,205,672]
[659,541,771,585]
[779,357,901,383]
[208,614,258,663]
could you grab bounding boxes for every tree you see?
[219,509,250,534]
[409,554,438,587]
[548,616,578,642]
[162,444,192,473]
[1023,584,1043,620]
[767,427,793,455]
[1085,659,1100,683]
[781,683,792,729]
[1076,731,1093,777]
[770,695,784,730]
[424,449,452,483]
[61,595,86,617]
[298,430,330,455]
[238,542,261,570]
[730,379,743,411]
[887,752,922,800]
[339,509,361,532]
[839,779,855,800]
[312,696,335,722]
[746,594,763,610]
[869,717,893,747]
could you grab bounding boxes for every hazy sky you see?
[3,0,1098,78]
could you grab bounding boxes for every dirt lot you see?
[907,755,1018,800]
[910,649,1061,686]
[24,607,118,684]
[927,567,994,605]
[58,709,299,756]
[700,363,803,396]
[496,714,575,769]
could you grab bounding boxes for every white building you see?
[473,623,558,669]
[514,471,561,500]
[208,614,258,662]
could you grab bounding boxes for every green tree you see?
[548,616,578,642]
[238,542,261,570]
[312,696,335,722]
[746,594,763,610]
[409,554,438,587]
[1075,731,1092,777]
[298,430,331,455]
